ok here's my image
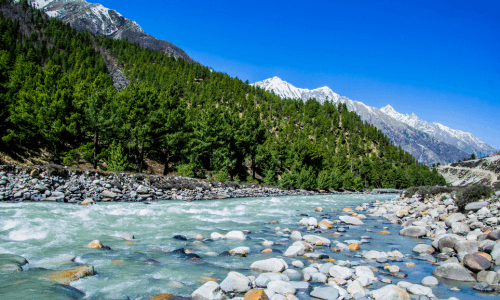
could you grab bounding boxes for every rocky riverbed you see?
[1,187,499,299]
[0,165,400,203]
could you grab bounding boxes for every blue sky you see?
[99,0,500,149]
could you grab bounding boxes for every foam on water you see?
[2,219,18,230]
[9,227,48,241]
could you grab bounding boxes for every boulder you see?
[407,284,434,298]
[491,243,500,260]
[290,231,302,240]
[251,258,288,273]
[308,217,318,227]
[454,241,479,254]
[255,275,271,288]
[339,216,364,225]
[309,286,339,300]
[412,244,435,255]
[463,254,491,273]
[220,272,251,293]
[302,235,331,246]
[328,266,353,280]
[283,270,301,281]
[465,201,489,211]
[192,281,226,300]
[211,232,225,240]
[399,226,427,238]
[81,198,95,205]
[432,263,476,282]
[136,185,149,194]
[369,285,410,300]
[363,250,387,260]
[451,222,470,235]
[445,213,466,227]
[225,231,246,241]
[487,230,500,241]
[86,240,103,249]
[244,289,269,300]
[421,276,438,287]
[347,280,365,296]
[41,265,95,284]
[267,281,296,295]
[477,271,499,285]
[283,246,304,257]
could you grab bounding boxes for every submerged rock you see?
[41,265,95,285]
[369,285,410,300]
[251,258,288,273]
[432,263,476,282]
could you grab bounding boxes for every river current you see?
[0,194,493,299]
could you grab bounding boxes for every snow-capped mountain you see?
[22,0,194,63]
[381,105,497,157]
[254,77,340,104]
[253,77,470,165]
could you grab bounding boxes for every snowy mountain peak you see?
[252,77,340,104]
[381,105,496,157]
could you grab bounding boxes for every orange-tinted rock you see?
[477,252,492,262]
[148,294,175,300]
[348,244,361,251]
[318,220,332,229]
[269,220,279,224]
[378,231,391,235]
[195,234,204,240]
[314,207,323,212]
[342,208,352,213]
[86,240,103,249]
[323,258,336,263]
[405,262,416,267]
[261,249,273,253]
[41,265,94,285]
[244,289,269,300]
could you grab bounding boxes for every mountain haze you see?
[21,0,195,63]
[253,77,472,165]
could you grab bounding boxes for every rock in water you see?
[399,226,427,238]
[309,286,339,300]
[191,281,226,300]
[432,263,476,282]
[225,231,246,241]
[339,216,364,225]
[251,258,288,273]
[244,289,269,300]
[267,281,296,295]
[220,272,251,293]
[41,265,95,284]
[463,254,491,273]
[369,285,410,300]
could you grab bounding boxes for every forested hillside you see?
[0,0,445,190]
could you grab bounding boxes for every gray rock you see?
[445,213,466,227]
[267,280,296,295]
[451,222,470,235]
[288,281,309,291]
[290,231,302,240]
[220,271,251,293]
[283,246,304,257]
[369,285,410,300]
[432,262,476,282]
[421,276,439,287]
[310,272,327,283]
[310,286,339,300]
[472,282,495,293]
[413,244,435,255]
[191,281,225,300]
[399,226,427,238]
[465,201,489,211]
[477,271,499,285]
[318,262,334,274]
[454,240,478,254]
[302,235,331,246]
[283,269,301,281]
[136,185,149,194]
[463,254,491,273]
[251,258,288,273]
[407,284,434,298]
[339,216,364,225]
[491,243,500,260]
[255,274,271,287]
[329,266,353,280]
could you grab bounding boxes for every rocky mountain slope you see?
[438,155,500,188]
[21,0,195,63]
[381,105,497,157]
[253,77,469,165]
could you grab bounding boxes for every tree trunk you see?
[93,130,98,169]
[163,146,170,175]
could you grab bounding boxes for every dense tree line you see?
[0,0,446,189]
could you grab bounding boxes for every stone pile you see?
[0,165,372,203]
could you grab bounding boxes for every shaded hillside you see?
[0,0,445,190]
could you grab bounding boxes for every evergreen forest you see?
[0,0,446,190]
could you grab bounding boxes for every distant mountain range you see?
[22,0,195,63]
[253,76,497,165]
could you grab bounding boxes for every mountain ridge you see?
[21,0,195,63]
[253,76,474,165]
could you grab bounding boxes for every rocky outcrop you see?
[438,155,500,187]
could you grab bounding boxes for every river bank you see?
[0,164,401,203]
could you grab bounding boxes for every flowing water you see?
[0,194,494,299]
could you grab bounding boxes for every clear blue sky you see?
[99,0,500,149]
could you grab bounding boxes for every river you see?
[0,194,493,299]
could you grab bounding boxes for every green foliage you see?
[106,141,129,171]
[404,186,454,199]
[176,164,196,178]
[215,169,230,183]
[0,0,448,189]
[62,149,80,167]
[456,185,494,211]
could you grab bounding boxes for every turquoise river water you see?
[0,194,495,299]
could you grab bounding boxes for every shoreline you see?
[0,164,402,204]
